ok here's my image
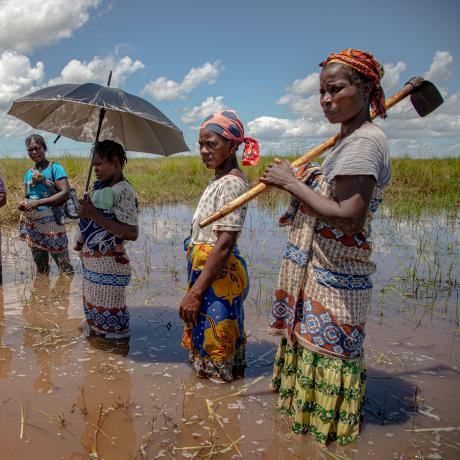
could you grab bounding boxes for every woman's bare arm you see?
[78,198,138,241]
[260,159,375,234]
[179,230,237,325]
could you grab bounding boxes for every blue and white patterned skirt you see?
[81,249,131,339]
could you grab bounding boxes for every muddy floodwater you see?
[0,205,459,460]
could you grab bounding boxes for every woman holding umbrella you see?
[19,134,74,274]
[77,140,138,339]
[261,49,392,444]
[179,110,259,383]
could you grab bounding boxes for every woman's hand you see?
[19,199,38,212]
[77,198,138,240]
[78,198,98,220]
[179,288,202,326]
[178,231,237,327]
[18,199,27,211]
[260,159,296,190]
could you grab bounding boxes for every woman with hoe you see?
[262,49,391,444]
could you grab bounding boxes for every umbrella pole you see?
[83,109,106,199]
[83,71,113,200]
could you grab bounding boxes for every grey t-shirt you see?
[321,122,391,188]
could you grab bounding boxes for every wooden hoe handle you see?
[199,77,425,228]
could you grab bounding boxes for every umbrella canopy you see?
[7,83,189,155]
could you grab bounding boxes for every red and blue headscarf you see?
[200,110,260,166]
[320,48,387,118]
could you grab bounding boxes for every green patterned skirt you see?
[272,338,366,445]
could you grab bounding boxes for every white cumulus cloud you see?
[381,61,406,91]
[248,50,460,156]
[48,55,145,86]
[0,51,44,109]
[277,92,324,118]
[143,61,224,101]
[181,96,225,124]
[0,113,33,138]
[284,72,319,96]
[424,50,453,83]
[279,61,408,116]
[247,116,335,154]
[0,50,144,141]
[0,0,101,53]
[277,72,321,117]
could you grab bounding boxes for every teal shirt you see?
[24,162,67,210]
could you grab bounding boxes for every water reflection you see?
[20,273,79,393]
[0,205,458,459]
[75,338,136,459]
[0,286,12,379]
[0,231,12,379]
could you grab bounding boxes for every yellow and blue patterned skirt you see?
[181,238,249,382]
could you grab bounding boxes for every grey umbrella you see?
[7,73,189,193]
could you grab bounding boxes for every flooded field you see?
[0,204,459,459]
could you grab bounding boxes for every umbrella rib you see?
[32,101,64,129]
[24,100,98,144]
[144,117,165,155]
[82,106,99,144]
[94,86,106,109]
[119,110,127,148]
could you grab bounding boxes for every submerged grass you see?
[384,157,459,216]
[0,155,458,223]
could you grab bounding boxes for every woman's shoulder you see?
[353,122,388,146]
[47,160,62,169]
[112,180,136,195]
[111,180,138,224]
[49,161,68,177]
[216,173,248,195]
[111,180,137,209]
[218,172,248,187]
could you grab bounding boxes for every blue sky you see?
[0,0,459,157]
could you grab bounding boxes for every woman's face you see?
[198,129,234,169]
[319,65,369,124]
[93,152,120,182]
[27,140,46,164]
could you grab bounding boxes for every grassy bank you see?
[0,155,458,223]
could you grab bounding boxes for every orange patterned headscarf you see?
[320,48,387,118]
[200,110,260,166]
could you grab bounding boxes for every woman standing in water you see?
[0,173,6,284]
[19,134,73,274]
[179,110,258,383]
[0,174,6,209]
[261,49,391,444]
[77,140,138,339]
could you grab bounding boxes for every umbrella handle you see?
[83,108,106,199]
[83,71,113,199]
